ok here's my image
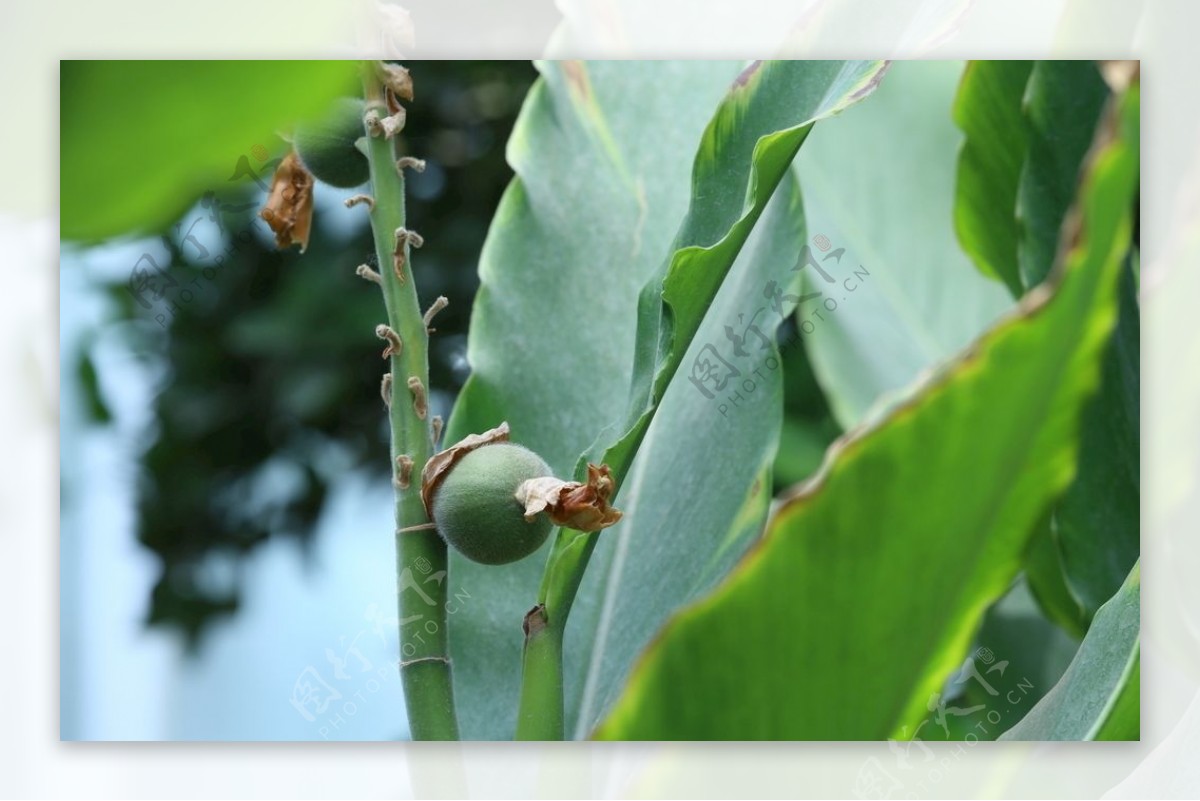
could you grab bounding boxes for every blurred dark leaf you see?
[83,61,535,646]
[952,59,1033,296]
[76,350,112,423]
[1017,61,1110,288]
[1053,252,1140,619]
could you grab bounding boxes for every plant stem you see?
[516,605,564,740]
[515,446,644,739]
[362,67,459,741]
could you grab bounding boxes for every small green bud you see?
[293,97,370,188]
[431,443,554,565]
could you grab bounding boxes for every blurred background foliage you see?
[71,61,539,645]
[66,60,851,648]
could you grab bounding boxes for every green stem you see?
[515,437,646,739]
[362,67,459,741]
[516,605,564,740]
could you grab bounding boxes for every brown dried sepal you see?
[259,150,314,252]
[515,463,622,533]
[378,62,414,103]
[419,421,511,517]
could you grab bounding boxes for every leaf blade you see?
[594,87,1139,739]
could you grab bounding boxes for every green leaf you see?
[1024,514,1090,639]
[794,61,1014,429]
[957,60,1134,626]
[61,60,359,241]
[1053,253,1140,619]
[444,60,886,739]
[953,59,1033,297]
[1017,61,1110,288]
[915,578,1079,742]
[566,180,804,737]
[593,88,1139,739]
[1000,562,1140,740]
[615,61,890,444]
[443,60,746,739]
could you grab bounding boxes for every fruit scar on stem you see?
[393,228,423,283]
[379,109,406,138]
[363,108,385,137]
[381,373,393,408]
[397,157,426,173]
[395,455,414,489]
[344,194,375,211]
[376,324,403,359]
[423,296,449,333]
[407,376,428,420]
[357,263,383,285]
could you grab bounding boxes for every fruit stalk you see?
[515,604,564,740]
[361,66,459,740]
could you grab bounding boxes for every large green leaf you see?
[794,61,1014,429]
[952,59,1033,297]
[61,61,358,241]
[443,60,744,739]
[445,60,886,739]
[1000,562,1140,740]
[594,87,1139,739]
[1053,252,1140,618]
[949,60,1136,628]
[566,180,804,737]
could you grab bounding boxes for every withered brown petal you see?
[259,150,314,252]
[419,421,511,517]
[514,463,623,533]
[379,62,414,103]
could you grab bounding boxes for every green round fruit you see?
[431,443,553,565]
[293,97,370,188]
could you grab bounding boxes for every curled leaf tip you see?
[419,421,511,516]
[259,150,314,252]
[515,463,623,533]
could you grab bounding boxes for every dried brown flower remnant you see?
[420,422,511,516]
[259,150,314,252]
[379,62,414,103]
[515,463,623,533]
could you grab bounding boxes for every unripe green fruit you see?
[431,444,554,565]
[293,97,370,188]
